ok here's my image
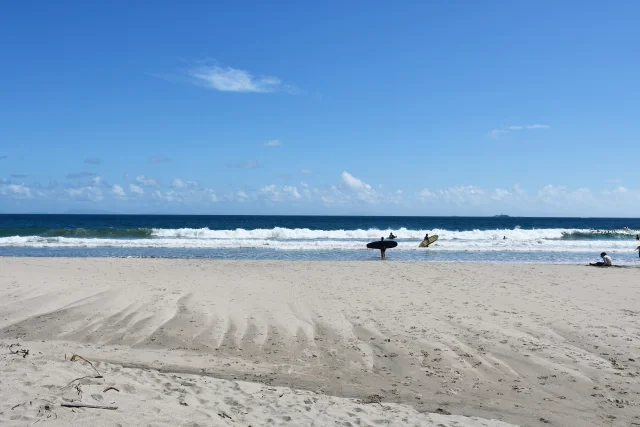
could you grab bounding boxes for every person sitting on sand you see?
[380,237,386,259]
[388,233,396,239]
[590,252,612,267]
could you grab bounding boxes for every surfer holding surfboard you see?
[366,237,397,259]
[420,233,438,248]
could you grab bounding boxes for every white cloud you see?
[418,188,433,201]
[341,171,372,192]
[90,176,105,187]
[526,124,550,129]
[172,178,198,189]
[112,184,126,198]
[264,139,281,147]
[65,186,103,202]
[491,188,511,201]
[537,185,597,205]
[339,171,381,204]
[283,186,301,199]
[489,124,550,138]
[136,175,159,187]
[0,183,32,198]
[129,184,144,195]
[172,178,186,188]
[206,189,218,202]
[538,184,564,203]
[189,66,285,93]
[259,184,302,202]
[301,169,313,175]
[615,186,628,193]
[440,185,485,204]
[236,191,249,202]
[513,184,526,196]
[165,190,180,202]
[152,189,182,203]
[572,187,592,201]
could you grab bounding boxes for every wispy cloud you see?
[129,184,144,195]
[228,159,260,169]
[341,172,372,192]
[65,186,103,202]
[264,139,282,147]
[136,175,160,187]
[439,185,485,204]
[148,155,170,164]
[418,188,434,201]
[260,184,302,202]
[188,65,295,94]
[10,174,27,179]
[491,188,511,201]
[90,176,108,187]
[301,169,313,175]
[66,172,96,179]
[171,178,198,189]
[0,183,31,198]
[84,157,102,165]
[489,124,550,138]
[112,184,126,198]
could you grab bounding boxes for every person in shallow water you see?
[590,252,613,266]
[423,233,430,246]
[380,237,386,259]
[388,232,396,239]
[636,246,640,258]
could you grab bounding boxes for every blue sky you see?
[1,1,639,216]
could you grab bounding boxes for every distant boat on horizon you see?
[494,214,510,218]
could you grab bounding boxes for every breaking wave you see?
[0,226,637,252]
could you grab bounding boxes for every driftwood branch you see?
[67,354,101,376]
[67,375,103,386]
[9,344,29,358]
[61,402,118,410]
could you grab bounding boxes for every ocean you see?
[0,214,639,264]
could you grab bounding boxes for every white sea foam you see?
[148,227,636,241]
[0,228,637,253]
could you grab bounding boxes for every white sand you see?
[0,258,639,426]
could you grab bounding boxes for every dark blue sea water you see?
[1,214,639,264]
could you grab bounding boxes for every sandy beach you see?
[1,258,639,426]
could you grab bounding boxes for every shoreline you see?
[1,258,639,426]
[2,255,639,268]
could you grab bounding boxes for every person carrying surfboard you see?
[380,237,386,259]
[423,233,431,247]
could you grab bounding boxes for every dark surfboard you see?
[366,240,398,249]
